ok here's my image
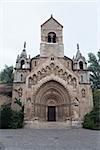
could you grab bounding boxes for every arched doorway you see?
[34,80,71,121]
[48,106,56,121]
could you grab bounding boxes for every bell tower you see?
[40,15,64,57]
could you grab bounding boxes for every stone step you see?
[24,120,82,129]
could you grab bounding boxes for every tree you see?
[14,98,24,112]
[93,89,100,125]
[0,65,14,83]
[83,89,100,130]
[0,99,24,129]
[83,51,100,130]
[88,50,100,89]
[0,104,12,129]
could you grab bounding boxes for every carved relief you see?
[33,74,37,85]
[41,68,47,78]
[55,66,59,75]
[63,72,67,81]
[25,98,32,120]
[67,75,72,85]
[72,98,79,120]
[14,87,23,98]
[72,77,77,89]
[46,66,51,75]
[58,69,63,78]
[73,98,79,106]
[37,71,42,80]
[28,63,77,88]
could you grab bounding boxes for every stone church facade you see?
[12,16,93,126]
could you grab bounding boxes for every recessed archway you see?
[34,80,71,121]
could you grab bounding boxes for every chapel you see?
[12,15,93,126]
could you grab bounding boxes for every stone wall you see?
[0,84,12,106]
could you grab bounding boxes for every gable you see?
[41,16,63,30]
[26,57,78,88]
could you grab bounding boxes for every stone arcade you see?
[12,16,93,127]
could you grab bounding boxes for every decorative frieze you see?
[28,63,77,89]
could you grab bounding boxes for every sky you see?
[0,0,99,70]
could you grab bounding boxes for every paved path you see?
[0,128,100,150]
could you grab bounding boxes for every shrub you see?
[0,104,24,129]
[0,104,12,129]
[83,89,100,130]
[0,65,13,83]
[83,111,95,129]
[9,110,24,129]
[83,109,100,130]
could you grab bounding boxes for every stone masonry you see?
[12,15,93,127]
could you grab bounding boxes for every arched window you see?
[79,61,83,70]
[33,74,37,85]
[81,89,85,97]
[73,78,77,88]
[21,74,23,81]
[81,75,83,82]
[21,60,25,69]
[35,61,36,66]
[28,77,32,88]
[67,62,69,67]
[48,32,56,43]
[51,57,54,60]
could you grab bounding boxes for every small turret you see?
[73,44,89,84]
[15,42,30,69]
[14,42,31,83]
[73,44,87,70]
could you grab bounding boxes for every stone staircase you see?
[24,120,82,129]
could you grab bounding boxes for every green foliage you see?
[0,102,24,129]
[93,89,100,108]
[93,89,100,125]
[15,98,24,112]
[83,89,100,130]
[83,111,95,129]
[84,51,100,130]
[88,51,100,89]
[9,110,24,129]
[0,104,12,129]
[10,98,24,128]
[0,65,14,83]
[83,109,100,130]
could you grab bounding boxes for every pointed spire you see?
[23,41,26,52]
[20,41,27,58]
[75,43,82,60]
[77,43,79,50]
[51,14,53,18]
[73,56,75,60]
[16,54,19,62]
[24,41,26,49]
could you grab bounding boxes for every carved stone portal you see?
[25,80,73,121]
